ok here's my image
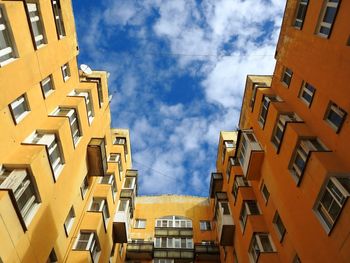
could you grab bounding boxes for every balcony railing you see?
[126,241,154,260]
[155,228,193,237]
[237,130,264,180]
[113,200,130,243]
[87,138,107,177]
[216,201,234,246]
[194,243,220,261]
[153,248,194,260]
[209,172,223,198]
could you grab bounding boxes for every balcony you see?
[216,201,235,246]
[237,130,264,180]
[113,199,130,243]
[209,173,223,198]
[194,243,220,261]
[87,138,107,177]
[126,241,154,260]
[120,170,138,218]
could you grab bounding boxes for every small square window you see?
[324,102,347,133]
[61,63,70,81]
[299,82,315,107]
[9,94,30,124]
[134,219,146,228]
[199,220,211,231]
[41,75,54,98]
[273,211,286,241]
[63,206,75,236]
[281,67,293,87]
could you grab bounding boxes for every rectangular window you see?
[261,183,270,203]
[315,177,350,233]
[118,200,128,212]
[240,200,260,230]
[100,174,117,200]
[52,107,81,146]
[232,176,250,199]
[89,197,110,224]
[9,94,30,124]
[299,82,315,106]
[74,231,101,262]
[271,113,302,149]
[281,67,293,87]
[134,219,146,228]
[294,0,309,29]
[258,95,281,128]
[324,102,347,133]
[63,206,75,236]
[70,90,95,124]
[26,2,46,48]
[290,138,327,183]
[226,157,235,182]
[250,82,267,112]
[114,137,128,160]
[24,132,64,180]
[40,75,54,98]
[200,220,211,231]
[61,63,70,82]
[0,167,40,226]
[80,176,89,199]
[317,0,340,38]
[273,211,286,241]
[109,153,123,178]
[249,233,275,262]
[123,177,135,189]
[51,0,66,39]
[222,140,234,163]
[0,7,16,66]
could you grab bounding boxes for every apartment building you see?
[210,0,350,262]
[0,0,136,262]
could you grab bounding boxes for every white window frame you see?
[0,6,16,66]
[40,75,54,98]
[281,67,293,87]
[316,0,340,38]
[199,220,211,231]
[315,177,350,233]
[299,82,315,106]
[324,102,346,133]
[51,0,66,39]
[26,2,46,48]
[64,206,75,236]
[61,63,70,82]
[134,218,146,229]
[273,211,286,241]
[249,233,275,262]
[74,231,101,262]
[239,200,260,230]
[99,174,117,200]
[0,166,40,227]
[232,175,250,199]
[272,113,302,149]
[9,94,30,124]
[89,197,110,224]
[293,0,309,29]
[80,176,89,199]
[69,90,95,124]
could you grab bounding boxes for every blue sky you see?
[72,0,285,196]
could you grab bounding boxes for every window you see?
[80,176,89,199]
[315,177,350,233]
[0,6,16,66]
[299,82,315,106]
[0,166,40,227]
[118,200,128,212]
[293,254,301,263]
[51,107,81,146]
[273,211,286,241]
[155,216,192,228]
[51,0,66,39]
[237,130,262,171]
[23,132,64,180]
[74,231,101,262]
[261,183,270,203]
[200,220,211,231]
[154,237,193,249]
[47,248,58,263]
[40,75,54,98]
[294,0,309,29]
[290,138,327,183]
[316,0,340,38]
[9,94,30,124]
[324,102,347,133]
[89,198,110,224]
[61,63,70,81]
[134,219,146,228]
[239,200,260,230]
[232,176,250,199]
[271,113,302,149]
[258,95,281,128]
[226,157,235,182]
[108,153,123,178]
[123,177,135,189]
[26,2,46,48]
[281,67,293,87]
[100,174,117,200]
[222,140,234,163]
[249,233,275,262]
[63,206,75,236]
[69,90,94,124]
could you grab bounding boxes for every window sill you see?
[0,57,16,67]
[14,111,30,125]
